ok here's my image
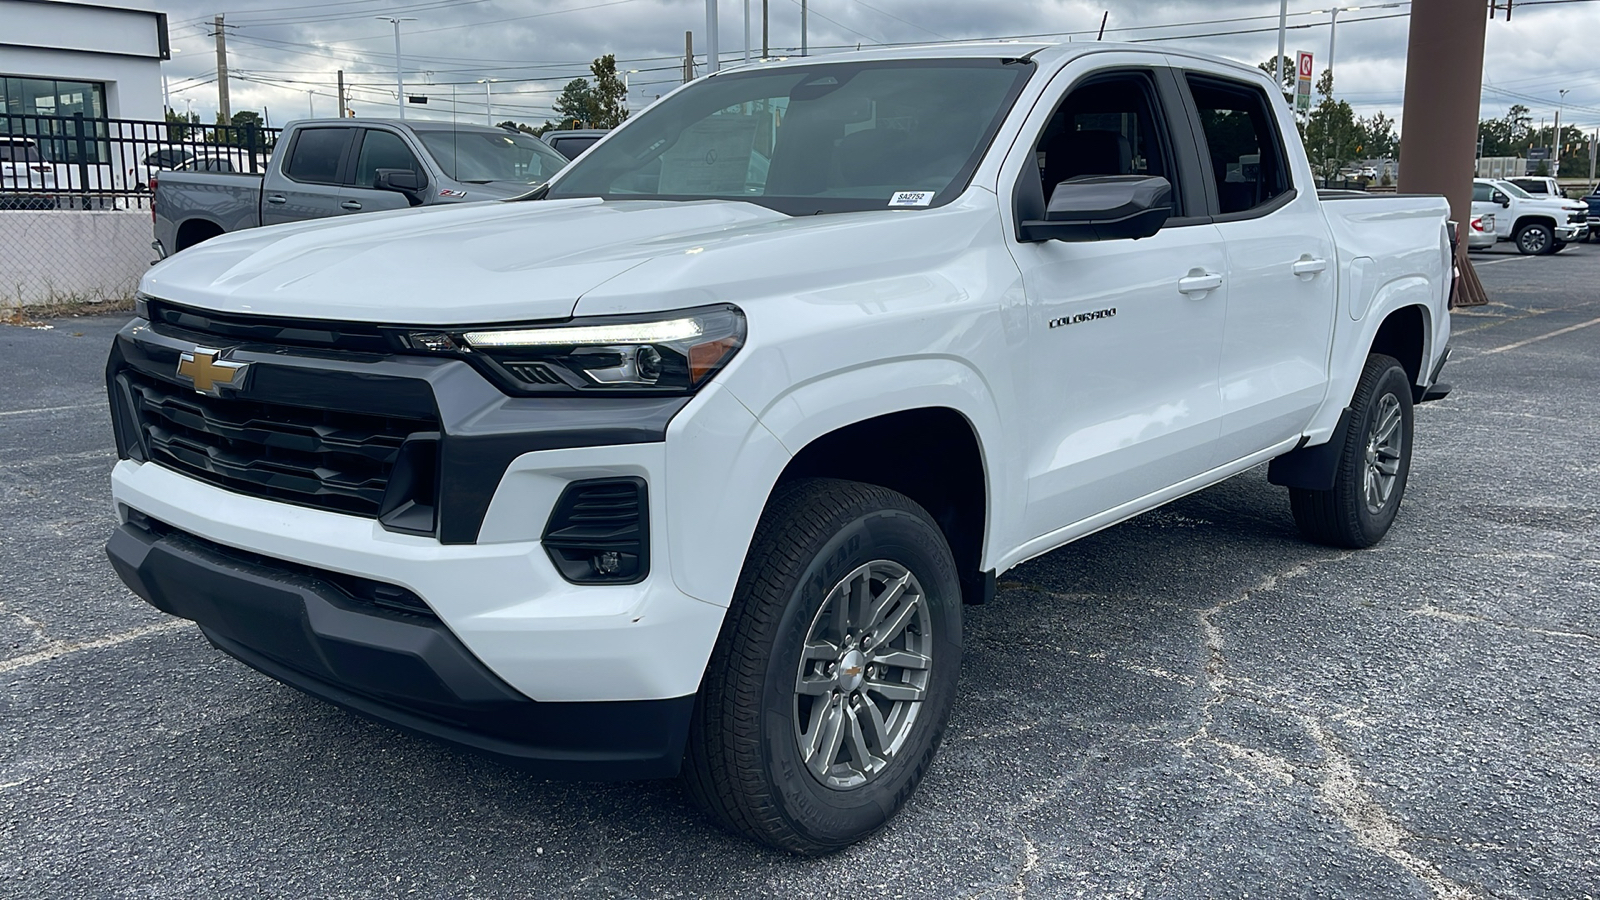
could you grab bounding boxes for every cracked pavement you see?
[3,241,1599,898]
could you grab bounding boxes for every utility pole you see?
[706,0,720,73]
[762,0,769,57]
[1274,0,1288,95]
[307,90,314,118]
[213,15,231,121]
[1328,7,1339,90]
[684,31,694,83]
[1553,89,1568,176]
[801,0,808,56]
[376,16,417,119]
[744,0,751,63]
[337,70,346,118]
[1588,128,1597,184]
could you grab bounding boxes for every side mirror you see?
[374,167,424,202]
[1020,175,1172,243]
[1491,191,1510,207]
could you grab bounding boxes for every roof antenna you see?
[1097,10,1108,40]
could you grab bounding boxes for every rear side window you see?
[353,130,424,188]
[284,128,348,184]
[550,136,599,159]
[1186,76,1291,215]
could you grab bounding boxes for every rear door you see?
[262,126,354,226]
[340,127,430,215]
[1174,66,1337,464]
[1003,59,1230,539]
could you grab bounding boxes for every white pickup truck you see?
[104,43,1453,853]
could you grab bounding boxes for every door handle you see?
[340,200,363,211]
[1177,271,1223,296]
[265,195,287,205]
[1292,256,1329,277]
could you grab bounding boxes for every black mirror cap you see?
[1020,175,1173,243]
[375,167,424,193]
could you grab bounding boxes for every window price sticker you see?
[888,191,936,207]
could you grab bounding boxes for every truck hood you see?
[140,197,791,323]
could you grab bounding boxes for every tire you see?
[1515,222,1553,255]
[1289,354,1414,549]
[682,478,962,854]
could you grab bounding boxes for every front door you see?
[1005,65,1229,540]
[339,127,429,216]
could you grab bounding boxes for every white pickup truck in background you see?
[105,43,1452,854]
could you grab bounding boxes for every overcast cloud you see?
[150,0,1600,140]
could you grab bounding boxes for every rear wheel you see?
[1515,222,1553,255]
[1289,354,1414,549]
[682,478,962,854]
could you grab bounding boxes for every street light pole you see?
[624,69,640,114]
[478,79,495,127]
[376,16,418,119]
[1554,88,1568,176]
[706,0,720,73]
[1275,0,1288,93]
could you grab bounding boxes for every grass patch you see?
[1,295,136,327]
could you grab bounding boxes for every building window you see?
[1,76,111,163]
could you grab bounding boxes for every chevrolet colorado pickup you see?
[105,43,1453,854]
[151,119,570,257]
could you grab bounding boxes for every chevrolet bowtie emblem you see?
[176,348,248,396]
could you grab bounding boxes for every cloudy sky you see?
[152,0,1600,139]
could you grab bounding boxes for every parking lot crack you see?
[0,620,187,674]
[1412,604,1599,643]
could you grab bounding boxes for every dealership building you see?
[1,0,169,124]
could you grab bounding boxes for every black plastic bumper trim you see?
[105,520,694,779]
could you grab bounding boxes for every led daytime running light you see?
[464,318,703,348]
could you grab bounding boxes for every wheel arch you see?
[776,406,992,605]
[1368,302,1430,394]
[174,216,226,251]
[1512,214,1557,233]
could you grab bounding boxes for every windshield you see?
[417,129,571,185]
[1497,180,1535,200]
[546,58,1033,215]
[0,143,45,163]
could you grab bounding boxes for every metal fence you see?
[1,113,282,211]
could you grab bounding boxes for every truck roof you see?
[719,40,1264,80]
[274,118,526,134]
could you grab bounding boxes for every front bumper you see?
[1555,223,1584,241]
[106,515,694,779]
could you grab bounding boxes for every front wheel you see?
[1289,354,1414,548]
[682,478,962,854]
[1515,223,1553,255]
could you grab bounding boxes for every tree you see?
[551,78,597,130]
[164,108,199,142]
[1258,56,1296,94]
[588,53,629,129]
[1357,111,1398,160]
[1478,104,1531,158]
[496,119,540,136]
[1302,75,1361,183]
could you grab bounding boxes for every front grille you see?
[147,298,394,354]
[1570,211,1588,224]
[122,369,438,518]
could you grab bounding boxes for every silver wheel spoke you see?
[866,678,925,702]
[869,649,931,670]
[844,705,877,777]
[803,639,839,661]
[864,572,911,631]
[806,697,846,777]
[795,672,834,695]
[871,593,921,647]
[1375,457,1400,476]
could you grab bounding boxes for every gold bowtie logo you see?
[176,348,248,396]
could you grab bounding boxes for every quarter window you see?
[283,128,348,184]
[1186,76,1292,215]
[1472,183,1493,202]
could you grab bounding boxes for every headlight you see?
[404,305,745,395]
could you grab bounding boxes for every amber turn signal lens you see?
[689,337,740,384]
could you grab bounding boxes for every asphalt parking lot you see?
[2,240,1598,899]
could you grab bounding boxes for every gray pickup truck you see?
[152,118,571,257]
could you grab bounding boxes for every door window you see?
[1472,183,1494,202]
[283,128,348,184]
[352,129,424,189]
[1032,73,1176,196]
[1186,76,1291,215]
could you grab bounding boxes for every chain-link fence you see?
[1,113,280,310]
